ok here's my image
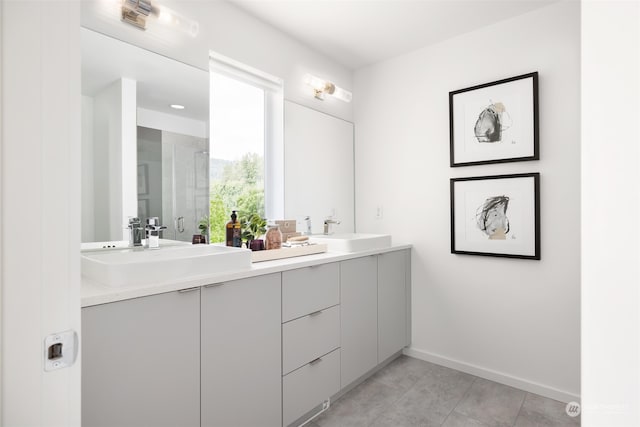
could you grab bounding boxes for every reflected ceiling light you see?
[121,0,199,37]
[304,74,352,103]
[170,104,185,110]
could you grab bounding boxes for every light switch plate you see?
[44,330,78,372]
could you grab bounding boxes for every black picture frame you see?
[450,173,540,260]
[449,72,539,167]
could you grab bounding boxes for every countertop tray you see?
[251,244,328,263]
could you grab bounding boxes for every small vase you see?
[191,234,206,244]
[249,239,264,251]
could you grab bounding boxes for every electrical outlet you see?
[375,206,383,220]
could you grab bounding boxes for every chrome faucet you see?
[323,218,341,235]
[127,217,144,248]
[145,217,167,249]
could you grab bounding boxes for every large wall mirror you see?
[81,27,209,243]
[81,27,355,244]
[284,101,354,234]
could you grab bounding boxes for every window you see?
[208,52,283,243]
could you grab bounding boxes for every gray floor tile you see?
[315,379,405,427]
[514,393,580,427]
[383,363,475,426]
[455,378,526,427]
[370,407,440,427]
[313,357,574,427]
[369,355,435,393]
[442,411,491,427]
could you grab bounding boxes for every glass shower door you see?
[161,130,209,242]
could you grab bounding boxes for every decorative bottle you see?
[265,223,282,250]
[226,211,241,247]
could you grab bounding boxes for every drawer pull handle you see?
[177,287,199,293]
[309,357,323,366]
[309,310,323,317]
[204,283,225,288]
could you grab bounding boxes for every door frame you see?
[1,1,81,425]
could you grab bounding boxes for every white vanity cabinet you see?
[81,247,411,427]
[201,273,282,427]
[281,263,341,426]
[378,250,409,362]
[82,288,201,427]
[340,255,378,388]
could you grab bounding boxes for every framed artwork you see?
[451,173,540,260]
[449,72,539,167]
[137,164,149,195]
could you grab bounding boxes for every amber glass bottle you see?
[226,211,241,247]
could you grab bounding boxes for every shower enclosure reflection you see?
[137,127,209,242]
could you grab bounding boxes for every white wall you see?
[81,0,352,122]
[582,1,640,425]
[354,1,580,401]
[1,1,81,425]
[91,78,138,241]
[137,107,208,139]
[82,95,95,242]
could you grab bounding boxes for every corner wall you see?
[354,1,580,401]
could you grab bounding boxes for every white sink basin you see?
[81,244,251,287]
[80,239,190,253]
[309,233,392,253]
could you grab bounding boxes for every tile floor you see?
[310,356,580,427]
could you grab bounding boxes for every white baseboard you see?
[403,347,580,404]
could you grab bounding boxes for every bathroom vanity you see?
[81,245,411,427]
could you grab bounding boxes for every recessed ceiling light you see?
[170,104,185,110]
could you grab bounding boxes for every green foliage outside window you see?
[208,152,265,244]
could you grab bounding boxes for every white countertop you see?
[81,244,411,307]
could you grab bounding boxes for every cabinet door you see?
[282,262,340,322]
[201,273,282,427]
[378,250,408,362]
[340,256,378,388]
[82,289,200,427]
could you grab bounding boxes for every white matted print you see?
[451,173,540,259]
[450,72,538,167]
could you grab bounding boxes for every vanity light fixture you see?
[120,0,199,37]
[170,104,185,110]
[304,74,352,103]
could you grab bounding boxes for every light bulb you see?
[154,5,199,37]
[304,74,328,91]
[332,86,352,103]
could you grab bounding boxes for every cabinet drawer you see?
[282,305,340,374]
[282,263,339,322]
[283,348,340,427]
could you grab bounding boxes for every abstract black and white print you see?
[474,102,512,143]
[476,195,510,240]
